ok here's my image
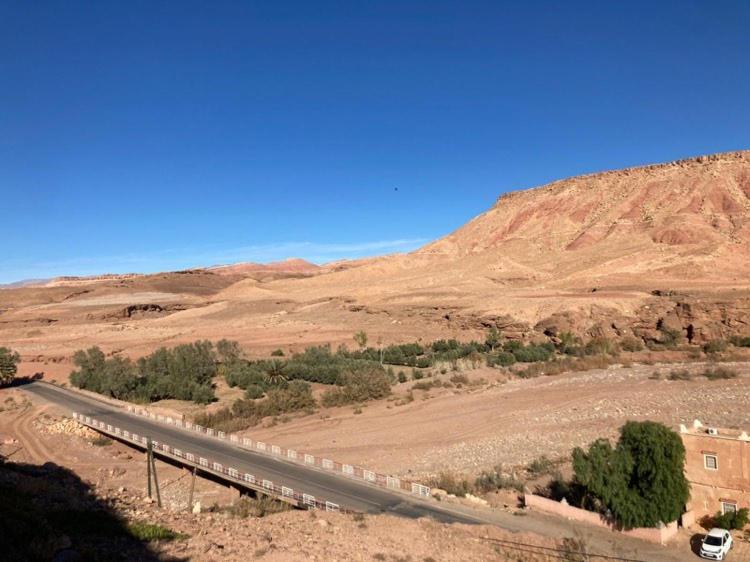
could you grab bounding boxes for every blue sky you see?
[2,1,749,283]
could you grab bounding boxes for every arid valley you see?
[4,151,750,560]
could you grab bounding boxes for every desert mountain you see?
[208,258,321,276]
[419,150,750,284]
[3,150,750,360]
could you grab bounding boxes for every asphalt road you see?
[22,382,484,524]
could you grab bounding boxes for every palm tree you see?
[264,360,287,386]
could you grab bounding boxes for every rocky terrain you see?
[1,389,730,562]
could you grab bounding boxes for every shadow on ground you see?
[689,532,706,558]
[0,455,185,561]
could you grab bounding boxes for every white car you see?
[700,528,733,560]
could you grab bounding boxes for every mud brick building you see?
[681,420,750,522]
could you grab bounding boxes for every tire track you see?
[9,405,53,463]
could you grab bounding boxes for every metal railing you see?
[73,412,347,513]
[124,405,432,498]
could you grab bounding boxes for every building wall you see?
[524,493,678,544]
[682,431,750,519]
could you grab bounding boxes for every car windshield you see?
[704,535,723,546]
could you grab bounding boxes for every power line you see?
[480,536,648,562]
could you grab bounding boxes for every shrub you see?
[227,496,289,519]
[216,339,243,364]
[730,335,750,348]
[572,421,689,528]
[128,522,187,541]
[321,367,391,407]
[584,337,619,356]
[667,369,692,381]
[474,469,524,494]
[488,351,516,367]
[431,472,473,497]
[431,339,460,353]
[411,380,437,391]
[264,381,316,413]
[512,343,554,363]
[703,340,728,354]
[196,381,316,431]
[556,331,580,354]
[703,367,738,380]
[270,348,285,357]
[527,456,556,477]
[712,507,749,530]
[503,340,523,353]
[244,384,265,399]
[657,324,682,348]
[620,336,644,352]
[397,371,407,383]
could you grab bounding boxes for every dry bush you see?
[667,369,692,381]
[430,471,473,497]
[474,468,524,494]
[703,366,739,380]
[515,354,614,379]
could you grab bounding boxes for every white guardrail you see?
[73,412,344,513]
[122,405,432,498]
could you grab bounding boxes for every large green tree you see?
[572,421,689,528]
[0,347,20,386]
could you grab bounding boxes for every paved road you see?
[22,382,485,524]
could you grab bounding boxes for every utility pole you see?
[145,438,162,508]
[187,467,197,512]
[151,448,162,508]
[146,439,152,498]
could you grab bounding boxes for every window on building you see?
[704,454,718,470]
[722,501,737,515]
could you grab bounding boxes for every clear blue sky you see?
[2,1,749,283]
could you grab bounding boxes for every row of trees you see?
[70,342,218,404]
[221,343,389,397]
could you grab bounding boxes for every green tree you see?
[353,330,368,349]
[485,327,501,351]
[572,421,689,528]
[0,347,20,386]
